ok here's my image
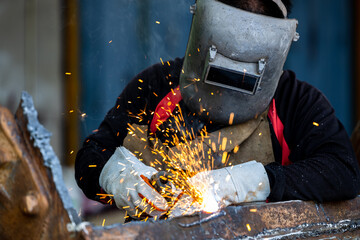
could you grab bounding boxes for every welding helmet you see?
[179,0,299,125]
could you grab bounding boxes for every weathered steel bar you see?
[81,198,360,239]
[0,92,360,239]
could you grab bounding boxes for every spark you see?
[88,165,97,167]
[313,122,319,127]
[246,223,251,231]
[109,40,112,43]
[65,72,72,75]
[69,110,74,113]
[155,21,160,24]
[221,152,228,164]
[96,193,114,197]
[233,146,239,153]
[70,150,74,155]
[229,113,234,125]
[221,137,228,151]
[250,209,257,213]
[137,127,144,134]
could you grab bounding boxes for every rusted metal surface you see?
[80,199,360,239]
[1,91,360,239]
[0,92,80,240]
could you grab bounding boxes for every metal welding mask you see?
[179,0,299,125]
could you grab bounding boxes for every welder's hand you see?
[99,146,169,219]
[169,161,270,218]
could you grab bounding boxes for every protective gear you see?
[179,0,299,125]
[169,161,270,218]
[99,147,169,219]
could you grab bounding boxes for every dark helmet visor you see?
[204,65,261,95]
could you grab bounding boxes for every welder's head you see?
[218,0,292,18]
[179,0,298,125]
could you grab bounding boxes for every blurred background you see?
[0,0,359,226]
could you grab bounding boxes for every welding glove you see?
[169,160,270,218]
[99,146,169,219]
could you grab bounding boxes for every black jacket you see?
[75,58,360,203]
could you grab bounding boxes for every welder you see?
[75,0,360,220]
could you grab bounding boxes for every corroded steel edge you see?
[82,197,360,239]
[20,91,81,225]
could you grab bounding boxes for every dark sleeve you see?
[75,58,183,201]
[265,70,360,203]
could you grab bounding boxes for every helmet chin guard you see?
[180,0,298,125]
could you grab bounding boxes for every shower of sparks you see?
[98,73,256,221]
[118,102,242,220]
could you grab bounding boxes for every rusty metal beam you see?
[0,92,80,240]
[80,198,360,239]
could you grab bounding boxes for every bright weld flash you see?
[201,191,219,213]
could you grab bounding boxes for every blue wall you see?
[285,0,354,133]
[79,0,354,139]
[79,0,193,139]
